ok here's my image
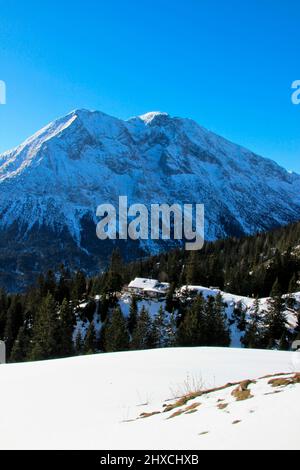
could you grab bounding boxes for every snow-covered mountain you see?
[1,109,300,290]
[0,347,299,449]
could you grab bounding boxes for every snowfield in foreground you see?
[0,347,299,450]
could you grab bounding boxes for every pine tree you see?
[4,296,24,357]
[104,307,129,352]
[59,299,74,357]
[75,330,83,355]
[288,273,298,294]
[232,303,246,332]
[165,284,176,313]
[185,252,198,285]
[30,293,61,360]
[165,309,178,347]
[104,250,124,300]
[10,326,30,362]
[127,296,138,335]
[131,306,152,350]
[150,305,168,348]
[265,281,288,349]
[177,295,206,346]
[72,271,87,302]
[84,322,97,354]
[44,270,57,296]
[99,296,109,323]
[56,265,71,303]
[209,293,230,347]
[242,297,263,348]
[203,296,215,345]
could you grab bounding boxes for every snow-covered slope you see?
[118,287,300,348]
[0,347,299,450]
[1,109,300,290]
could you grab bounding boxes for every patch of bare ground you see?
[258,372,293,380]
[184,402,201,413]
[139,411,161,419]
[268,373,300,388]
[217,403,229,410]
[166,402,201,419]
[134,371,300,421]
[167,409,184,419]
[231,380,255,401]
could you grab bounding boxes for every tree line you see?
[1,220,300,362]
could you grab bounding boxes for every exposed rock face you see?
[1,109,300,290]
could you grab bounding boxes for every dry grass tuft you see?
[167,409,184,419]
[293,373,300,383]
[163,393,202,413]
[139,411,161,419]
[231,380,254,401]
[268,377,291,387]
[268,373,300,388]
[184,402,201,413]
[258,372,292,380]
[217,403,229,410]
[135,371,300,422]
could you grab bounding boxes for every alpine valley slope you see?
[1,109,300,291]
[0,347,299,450]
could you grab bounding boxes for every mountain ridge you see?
[1,108,300,291]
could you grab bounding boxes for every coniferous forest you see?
[1,220,300,363]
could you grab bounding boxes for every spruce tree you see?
[265,280,288,349]
[104,307,129,352]
[84,322,97,354]
[177,295,206,346]
[165,309,178,347]
[242,297,263,348]
[56,265,71,303]
[75,330,83,355]
[204,295,215,345]
[185,252,198,285]
[59,299,74,357]
[127,296,138,335]
[72,271,87,302]
[150,305,168,348]
[288,273,298,294]
[30,293,61,360]
[4,296,23,357]
[165,284,176,313]
[10,326,30,363]
[209,293,230,347]
[104,250,124,300]
[131,306,152,350]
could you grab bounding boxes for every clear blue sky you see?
[0,0,299,172]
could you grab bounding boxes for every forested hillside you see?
[122,220,300,298]
[0,220,300,363]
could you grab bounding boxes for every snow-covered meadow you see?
[0,347,299,450]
